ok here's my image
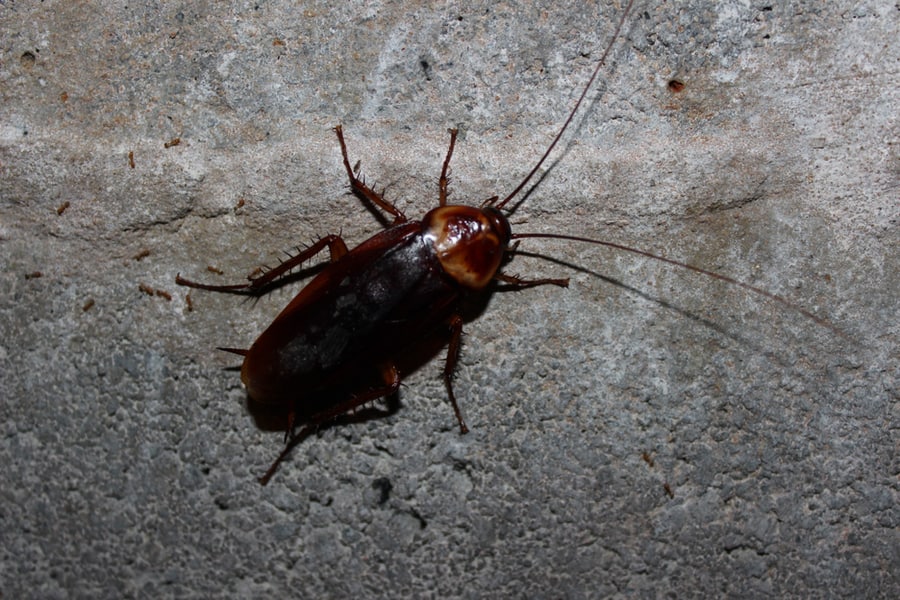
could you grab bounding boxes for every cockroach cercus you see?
[176,0,835,484]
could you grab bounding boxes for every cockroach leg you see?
[176,234,349,295]
[494,272,570,290]
[260,364,403,484]
[334,124,407,224]
[352,363,402,406]
[443,315,469,434]
[438,128,458,207]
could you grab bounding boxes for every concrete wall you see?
[1,0,896,596]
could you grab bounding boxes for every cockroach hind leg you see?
[259,367,403,485]
[242,234,349,291]
[176,234,349,296]
[443,315,469,434]
[174,273,256,294]
[283,410,297,444]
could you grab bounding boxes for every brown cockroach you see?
[177,0,833,484]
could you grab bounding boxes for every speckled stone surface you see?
[1,1,897,597]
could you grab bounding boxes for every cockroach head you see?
[423,205,512,290]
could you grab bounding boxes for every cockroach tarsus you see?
[82,298,95,312]
[176,0,836,484]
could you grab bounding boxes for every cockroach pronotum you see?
[176,0,836,484]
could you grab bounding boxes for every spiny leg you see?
[439,128,458,206]
[284,362,402,440]
[443,315,469,434]
[260,363,402,485]
[334,125,407,224]
[175,234,348,294]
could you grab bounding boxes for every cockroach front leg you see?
[334,125,407,225]
[175,234,348,295]
[494,272,570,289]
[443,315,469,434]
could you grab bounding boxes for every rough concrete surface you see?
[1,0,897,597]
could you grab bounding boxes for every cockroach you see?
[176,0,835,484]
[56,201,70,215]
[82,298,95,312]
[24,271,43,280]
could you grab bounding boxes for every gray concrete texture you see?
[1,0,897,597]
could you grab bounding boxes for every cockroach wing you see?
[240,221,460,412]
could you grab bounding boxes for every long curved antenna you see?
[511,231,846,338]
[496,0,635,211]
